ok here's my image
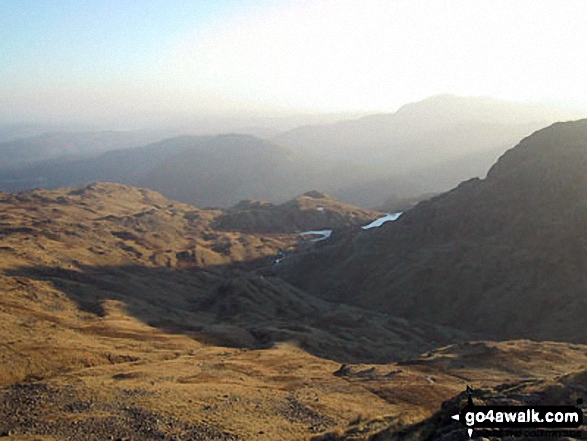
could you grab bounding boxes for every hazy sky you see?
[2,0,587,125]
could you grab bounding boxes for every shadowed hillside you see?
[281,120,587,343]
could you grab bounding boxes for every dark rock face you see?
[281,120,587,343]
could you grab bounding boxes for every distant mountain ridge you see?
[0,133,400,208]
[1,96,583,208]
[273,95,576,204]
[274,95,560,162]
[0,130,170,167]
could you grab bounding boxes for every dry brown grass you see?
[1,184,587,440]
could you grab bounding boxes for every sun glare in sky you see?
[1,0,587,123]
[168,0,587,112]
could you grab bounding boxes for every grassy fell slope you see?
[0,182,475,440]
[2,179,587,440]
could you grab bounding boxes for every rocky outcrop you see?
[213,192,381,234]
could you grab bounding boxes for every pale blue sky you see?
[2,0,587,126]
[0,0,248,84]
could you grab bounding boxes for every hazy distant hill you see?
[0,135,196,191]
[140,134,438,208]
[1,96,581,208]
[0,122,102,143]
[281,119,587,343]
[0,129,522,209]
[320,142,508,207]
[140,134,321,207]
[275,95,561,162]
[274,95,574,200]
[0,130,169,167]
[0,130,409,209]
[0,134,368,207]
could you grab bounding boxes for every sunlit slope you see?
[213,191,381,233]
[0,182,474,440]
[0,183,466,367]
[1,178,587,439]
